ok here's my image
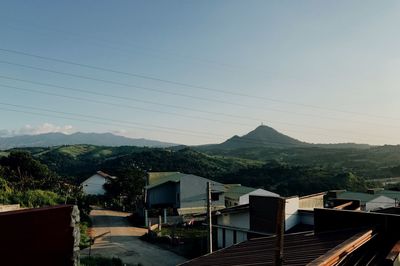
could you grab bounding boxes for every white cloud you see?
[1,123,76,136]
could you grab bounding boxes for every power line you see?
[0,75,396,140]
[0,102,363,148]
[0,106,215,140]
[1,59,398,132]
[1,83,395,144]
[0,75,260,123]
[0,101,221,139]
[0,83,254,128]
[0,47,398,122]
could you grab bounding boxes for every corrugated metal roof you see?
[224,185,257,200]
[181,229,361,266]
[336,191,383,203]
[145,173,182,190]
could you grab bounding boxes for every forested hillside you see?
[1,144,393,197]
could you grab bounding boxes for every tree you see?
[104,163,146,211]
[0,151,58,191]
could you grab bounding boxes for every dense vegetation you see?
[0,150,91,248]
[0,143,391,198]
[3,135,399,203]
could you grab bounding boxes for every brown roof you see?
[181,229,361,266]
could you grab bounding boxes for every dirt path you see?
[81,209,186,266]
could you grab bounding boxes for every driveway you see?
[81,209,186,266]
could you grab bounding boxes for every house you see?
[182,207,400,266]
[145,172,225,215]
[326,190,397,211]
[81,171,116,195]
[224,184,279,207]
[215,194,320,249]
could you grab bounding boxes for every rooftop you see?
[224,184,258,200]
[96,171,116,180]
[181,229,364,266]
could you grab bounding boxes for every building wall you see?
[147,182,179,208]
[217,228,248,249]
[299,211,314,225]
[217,211,250,248]
[299,193,325,209]
[179,175,225,212]
[81,174,107,195]
[285,197,300,231]
[218,211,249,229]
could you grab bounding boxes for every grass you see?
[58,145,96,157]
[0,151,10,157]
[156,226,207,238]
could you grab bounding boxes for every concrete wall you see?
[217,211,250,248]
[81,174,107,195]
[285,197,300,231]
[0,205,79,266]
[299,211,314,225]
[0,204,20,212]
[218,211,249,229]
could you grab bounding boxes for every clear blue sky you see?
[1,0,400,145]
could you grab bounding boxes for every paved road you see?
[81,209,186,266]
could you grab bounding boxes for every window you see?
[176,193,180,202]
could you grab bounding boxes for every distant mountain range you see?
[196,125,371,150]
[0,132,177,150]
[0,125,373,150]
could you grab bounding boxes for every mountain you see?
[198,125,306,150]
[196,125,372,151]
[0,132,177,150]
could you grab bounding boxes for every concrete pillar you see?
[144,209,148,227]
[163,208,167,224]
[158,215,162,231]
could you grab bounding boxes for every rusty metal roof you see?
[181,229,361,266]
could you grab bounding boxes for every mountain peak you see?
[215,125,305,149]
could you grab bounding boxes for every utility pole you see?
[207,181,213,253]
[274,197,285,266]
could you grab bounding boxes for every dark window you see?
[211,192,220,201]
[176,193,180,202]
[233,230,237,244]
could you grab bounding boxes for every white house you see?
[216,194,321,249]
[81,171,116,195]
[224,184,279,207]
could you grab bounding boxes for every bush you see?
[79,222,91,249]
[10,189,64,208]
